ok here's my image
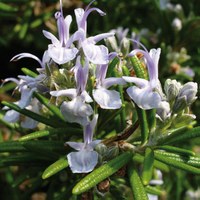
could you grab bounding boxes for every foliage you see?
[0,0,200,200]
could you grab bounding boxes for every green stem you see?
[118,85,126,130]
[135,105,149,145]
[146,109,156,132]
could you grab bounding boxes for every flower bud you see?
[173,96,187,113]
[172,82,197,113]
[121,37,130,56]
[174,4,183,13]
[95,143,108,156]
[178,82,198,104]
[156,101,171,121]
[164,79,181,102]
[172,18,182,31]
[105,143,119,160]
[104,36,118,52]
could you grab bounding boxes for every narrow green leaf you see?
[113,60,126,130]
[156,125,192,145]
[107,57,119,77]
[132,153,169,173]
[116,80,126,129]
[122,65,130,76]
[141,147,154,185]
[146,109,156,131]
[0,140,65,155]
[42,157,68,179]
[154,151,200,174]
[0,2,18,11]
[19,128,70,141]
[0,141,26,152]
[1,101,66,128]
[130,55,148,79]
[154,151,200,167]
[154,145,195,156]
[1,153,52,167]
[22,140,65,155]
[33,92,65,121]
[21,67,37,77]
[0,82,16,93]
[145,185,165,197]
[163,126,200,144]
[128,161,149,200]
[72,151,132,195]
[19,130,53,141]
[19,23,29,39]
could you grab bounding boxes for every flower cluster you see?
[2,0,198,174]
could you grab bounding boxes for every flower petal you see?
[10,53,44,68]
[74,57,89,94]
[60,97,93,125]
[93,88,122,109]
[103,77,126,89]
[18,87,35,108]
[48,45,78,65]
[82,41,109,64]
[67,150,98,173]
[50,89,77,99]
[3,78,19,85]
[81,91,93,103]
[83,114,98,144]
[122,76,149,88]
[3,110,19,123]
[87,140,101,149]
[126,86,162,110]
[43,30,59,45]
[66,142,84,151]
[75,7,105,31]
[74,8,85,29]
[21,117,38,129]
[149,48,161,81]
[92,32,115,44]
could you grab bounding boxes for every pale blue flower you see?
[59,96,93,126]
[3,98,41,129]
[2,78,41,128]
[66,114,101,173]
[74,3,114,64]
[43,3,78,65]
[2,50,50,128]
[93,64,126,109]
[123,47,162,110]
[21,98,41,128]
[50,57,93,125]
